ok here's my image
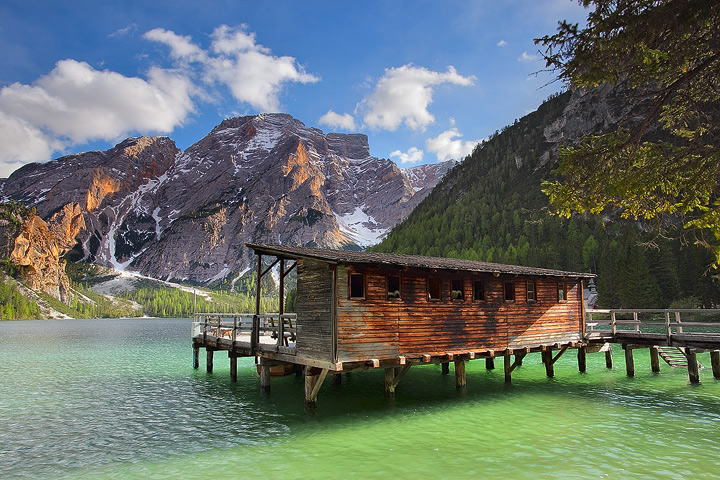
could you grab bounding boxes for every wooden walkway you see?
[584,308,720,382]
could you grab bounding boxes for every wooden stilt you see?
[260,364,271,393]
[485,357,495,370]
[454,359,466,389]
[384,368,396,398]
[504,352,512,383]
[333,373,342,386]
[304,369,318,409]
[711,350,720,380]
[686,349,700,384]
[542,349,554,377]
[230,353,237,383]
[605,346,614,369]
[193,345,199,369]
[650,346,660,373]
[441,362,450,375]
[578,346,587,373]
[206,349,214,373]
[624,345,634,377]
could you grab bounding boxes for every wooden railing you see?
[192,313,297,347]
[585,309,720,343]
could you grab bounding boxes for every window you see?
[428,277,442,300]
[387,275,401,300]
[350,273,365,299]
[473,280,485,301]
[526,281,536,302]
[558,282,567,302]
[504,281,515,301]
[451,279,464,300]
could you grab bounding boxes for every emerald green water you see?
[1,318,719,479]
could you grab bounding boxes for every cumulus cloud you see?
[145,24,319,112]
[318,110,357,131]
[425,127,481,162]
[518,51,539,61]
[497,40,508,47]
[390,147,424,165]
[0,59,197,174]
[358,65,474,131]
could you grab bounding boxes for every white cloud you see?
[145,24,319,112]
[390,146,424,165]
[358,65,474,131]
[518,51,539,61]
[318,110,357,131]
[497,40,508,47]
[0,59,197,174]
[425,128,481,162]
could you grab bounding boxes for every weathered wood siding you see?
[336,266,400,362]
[334,265,583,361]
[295,259,334,362]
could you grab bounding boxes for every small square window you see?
[451,279,464,300]
[473,280,485,301]
[558,282,567,302]
[350,273,365,299]
[387,275,401,300]
[504,281,515,301]
[527,281,536,302]
[428,277,442,300]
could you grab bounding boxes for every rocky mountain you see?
[1,114,455,285]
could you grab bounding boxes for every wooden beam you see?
[193,345,199,369]
[605,346,614,369]
[650,346,660,373]
[367,359,380,368]
[454,359,466,389]
[711,350,720,380]
[282,261,297,278]
[422,354,432,363]
[624,345,635,377]
[446,353,455,361]
[206,349,214,373]
[310,369,329,400]
[391,364,412,389]
[504,352,512,383]
[485,357,495,370]
[441,362,450,375]
[260,258,280,278]
[467,352,476,360]
[260,364,271,393]
[397,356,406,365]
[686,349,700,384]
[229,353,237,383]
[384,368,395,398]
[542,349,554,377]
[551,344,569,364]
[577,346,587,373]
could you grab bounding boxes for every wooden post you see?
[441,362,450,375]
[260,364,271,393]
[605,346,614,369]
[542,349,554,377]
[624,345,634,377]
[650,346,660,373]
[485,357,495,370]
[686,349,700,384]
[384,368,396,398]
[333,373,342,386]
[304,368,318,409]
[578,346,587,373]
[193,344,199,369]
[711,350,720,380]
[504,352,512,383]
[454,359,466,389]
[229,353,237,383]
[206,349,214,373]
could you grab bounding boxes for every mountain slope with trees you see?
[373,89,719,308]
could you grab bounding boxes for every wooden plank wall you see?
[336,266,400,362]
[334,266,583,361]
[295,259,334,362]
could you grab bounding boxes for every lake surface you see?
[1,317,719,479]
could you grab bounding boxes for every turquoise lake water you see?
[1,317,719,479]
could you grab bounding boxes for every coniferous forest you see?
[373,92,720,309]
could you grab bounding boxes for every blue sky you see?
[0,0,589,178]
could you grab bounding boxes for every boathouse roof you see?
[246,243,594,279]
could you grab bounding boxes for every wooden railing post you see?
[665,311,672,345]
[611,311,617,337]
[633,311,640,332]
[675,311,683,334]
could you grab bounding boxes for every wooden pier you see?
[191,245,720,408]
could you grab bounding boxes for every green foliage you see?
[373,92,720,309]
[536,0,720,264]
[0,275,40,320]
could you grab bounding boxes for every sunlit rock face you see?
[2,114,453,284]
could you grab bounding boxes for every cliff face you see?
[0,206,72,303]
[1,114,454,284]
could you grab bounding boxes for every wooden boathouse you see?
[193,243,594,407]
